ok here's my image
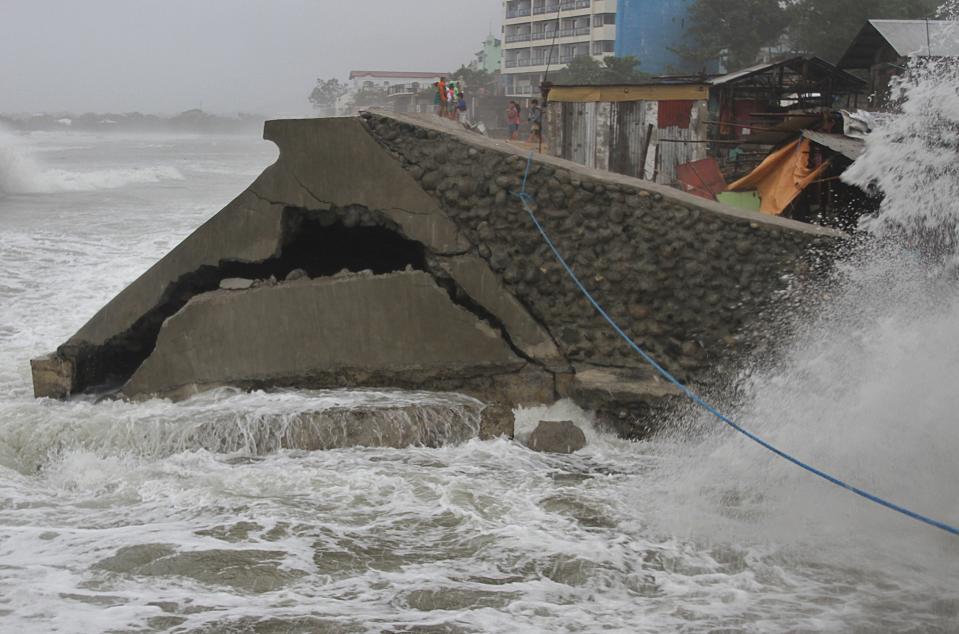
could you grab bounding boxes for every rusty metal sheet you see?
[676,158,726,200]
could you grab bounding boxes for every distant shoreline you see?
[0,108,266,134]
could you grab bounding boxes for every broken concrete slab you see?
[122,271,540,401]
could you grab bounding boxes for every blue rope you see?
[513,152,959,537]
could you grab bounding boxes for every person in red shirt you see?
[436,78,447,117]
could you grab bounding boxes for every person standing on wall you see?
[506,100,521,141]
[436,77,447,117]
[456,90,469,124]
[526,99,542,144]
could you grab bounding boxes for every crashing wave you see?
[0,129,183,194]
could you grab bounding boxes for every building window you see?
[592,41,615,55]
[593,13,615,26]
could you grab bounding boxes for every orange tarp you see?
[726,139,830,215]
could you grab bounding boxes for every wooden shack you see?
[838,20,959,105]
[544,56,866,187]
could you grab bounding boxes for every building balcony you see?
[511,84,539,96]
[532,3,560,14]
[592,24,617,39]
[558,26,590,37]
[506,7,532,18]
[505,56,552,70]
[560,0,590,10]
[505,32,532,43]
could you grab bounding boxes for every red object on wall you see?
[657,100,696,129]
[675,158,727,201]
[718,98,763,136]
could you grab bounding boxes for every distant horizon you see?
[0,0,501,114]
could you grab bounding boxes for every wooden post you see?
[652,144,660,183]
[638,123,654,180]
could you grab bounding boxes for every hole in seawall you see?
[62,205,429,394]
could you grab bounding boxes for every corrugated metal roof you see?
[707,56,865,88]
[838,20,959,68]
[707,60,783,85]
[802,130,864,161]
[871,19,959,58]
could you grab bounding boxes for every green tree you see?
[677,0,790,70]
[348,85,390,112]
[309,78,348,115]
[550,55,604,84]
[789,0,940,62]
[551,56,648,85]
[601,56,650,83]
[450,65,500,96]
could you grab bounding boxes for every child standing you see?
[506,101,521,141]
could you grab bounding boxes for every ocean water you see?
[0,122,957,633]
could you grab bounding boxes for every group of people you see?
[432,78,543,143]
[433,77,468,121]
[506,99,542,144]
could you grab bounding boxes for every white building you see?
[341,71,448,114]
[501,0,618,97]
[348,70,448,93]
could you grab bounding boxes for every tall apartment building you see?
[501,0,693,98]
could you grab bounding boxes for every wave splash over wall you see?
[0,128,183,194]
[651,22,959,557]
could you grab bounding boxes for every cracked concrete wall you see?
[363,112,842,388]
[256,118,469,255]
[31,112,842,440]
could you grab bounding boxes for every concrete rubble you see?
[527,420,588,454]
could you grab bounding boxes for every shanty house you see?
[543,82,710,185]
[838,20,959,103]
[544,56,866,187]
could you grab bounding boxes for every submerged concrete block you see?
[192,394,490,452]
[30,353,75,399]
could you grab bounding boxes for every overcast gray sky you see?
[0,0,502,115]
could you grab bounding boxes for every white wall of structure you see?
[501,0,618,97]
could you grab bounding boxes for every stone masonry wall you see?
[363,112,838,385]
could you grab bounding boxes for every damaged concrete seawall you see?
[30,112,842,439]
